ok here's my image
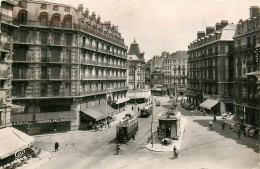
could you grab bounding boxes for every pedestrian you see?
[138,107,140,112]
[213,114,217,122]
[131,106,134,111]
[237,129,241,139]
[54,142,59,152]
[222,121,225,130]
[209,121,213,130]
[107,120,110,128]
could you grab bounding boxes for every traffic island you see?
[146,116,186,152]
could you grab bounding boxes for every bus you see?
[116,115,138,143]
[140,106,152,117]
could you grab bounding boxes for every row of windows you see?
[165,59,187,64]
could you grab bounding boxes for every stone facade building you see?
[163,51,188,96]
[127,39,150,103]
[0,0,17,128]
[233,6,260,126]
[187,21,236,115]
[10,1,128,133]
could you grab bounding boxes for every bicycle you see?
[114,149,125,155]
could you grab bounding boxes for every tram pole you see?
[151,94,154,147]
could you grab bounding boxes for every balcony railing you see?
[13,20,127,48]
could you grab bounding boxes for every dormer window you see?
[41,4,47,10]
[53,5,59,11]
[19,1,27,8]
[65,7,70,12]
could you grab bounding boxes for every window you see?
[41,32,48,44]
[65,50,71,63]
[53,5,59,11]
[40,14,48,26]
[41,83,47,97]
[41,48,47,62]
[41,66,47,79]
[19,11,27,24]
[51,67,60,79]
[52,14,60,27]
[53,33,60,45]
[20,30,27,43]
[64,15,72,28]
[65,83,71,95]
[52,49,60,62]
[66,34,72,46]
[14,48,26,61]
[41,4,47,9]
[65,67,71,79]
[53,83,60,96]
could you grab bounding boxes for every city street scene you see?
[0,0,259,169]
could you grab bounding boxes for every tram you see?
[140,106,152,117]
[116,115,138,143]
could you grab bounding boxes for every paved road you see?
[35,97,259,169]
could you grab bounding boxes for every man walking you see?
[54,142,59,152]
[237,129,241,139]
[222,121,225,130]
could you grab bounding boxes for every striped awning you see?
[81,105,116,121]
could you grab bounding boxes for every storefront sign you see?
[15,150,25,158]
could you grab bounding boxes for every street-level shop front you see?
[0,127,36,168]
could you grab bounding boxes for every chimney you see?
[206,26,215,35]
[197,31,205,39]
[104,21,111,28]
[97,15,101,23]
[250,6,260,18]
[221,20,229,28]
[215,22,222,30]
[78,4,84,12]
[91,12,96,20]
[83,8,89,18]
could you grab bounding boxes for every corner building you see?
[233,6,260,126]
[11,1,128,134]
[187,21,235,115]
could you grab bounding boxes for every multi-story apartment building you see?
[187,21,235,115]
[127,39,150,103]
[233,6,260,126]
[11,1,128,134]
[144,59,151,86]
[163,51,188,96]
[127,39,145,90]
[150,54,165,88]
[0,0,18,128]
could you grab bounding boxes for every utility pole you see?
[151,94,154,147]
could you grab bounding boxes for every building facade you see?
[187,21,235,115]
[0,0,18,128]
[233,6,260,126]
[126,39,150,103]
[163,51,188,96]
[10,1,128,134]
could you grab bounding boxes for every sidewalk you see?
[19,150,51,169]
[146,116,187,152]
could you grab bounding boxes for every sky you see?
[49,0,259,61]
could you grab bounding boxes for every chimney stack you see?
[206,26,215,35]
[197,31,205,39]
[250,6,260,18]
[83,8,89,18]
[97,15,101,23]
[215,22,222,30]
[78,4,83,13]
[91,12,96,20]
[221,20,229,28]
[104,21,111,28]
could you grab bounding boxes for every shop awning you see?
[200,99,219,110]
[81,105,116,121]
[0,127,34,159]
[114,98,130,104]
[126,90,151,99]
[35,111,77,122]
